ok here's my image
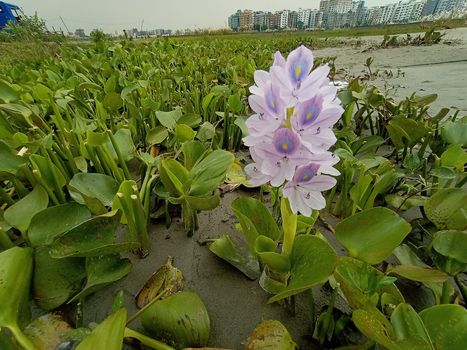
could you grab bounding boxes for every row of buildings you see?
[228,0,467,30]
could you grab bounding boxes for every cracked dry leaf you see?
[135,256,184,308]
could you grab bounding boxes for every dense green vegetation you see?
[0,27,466,350]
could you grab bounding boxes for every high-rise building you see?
[421,0,440,16]
[434,0,455,14]
[279,10,289,28]
[239,10,253,30]
[228,10,241,31]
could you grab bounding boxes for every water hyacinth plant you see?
[244,45,342,216]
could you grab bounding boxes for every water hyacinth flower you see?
[244,45,343,216]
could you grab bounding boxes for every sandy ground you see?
[315,27,467,112]
[82,28,467,350]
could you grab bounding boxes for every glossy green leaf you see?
[432,230,467,263]
[440,145,467,172]
[156,109,180,130]
[33,246,86,310]
[182,141,205,170]
[440,121,467,146]
[4,186,49,234]
[141,291,210,349]
[185,194,220,211]
[49,210,139,258]
[335,207,411,264]
[76,308,127,350]
[425,189,467,230]
[175,124,196,142]
[196,121,215,142]
[188,150,234,196]
[103,91,123,111]
[106,128,135,161]
[177,113,201,127]
[28,203,91,246]
[0,247,35,350]
[209,235,260,280]
[29,154,66,189]
[353,309,397,350]
[387,265,448,283]
[0,141,27,176]
[69,254,132,303]
[269,235,337,303]
[146,126,168,145]
[245,320,297,350]
[234,197,281,245]
[68,173,119,214]
[391,303,434,350]
[420,305,467,350]
[159,159,189,196]
[0,80,19,103]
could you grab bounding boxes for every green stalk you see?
[281,197,297,257]
[9,325,38,350]
[102,146,124,182]
[126,287,170,325]
[0,228,14,249]
[32,170,59,206]
[117,193,138,244]
[47,148,71,182]
[0,186,14,206]
[85,144,105,174]
[182,203,195,237]
[107,130,131,180]
[124,328,174,350]
[19,165,37,187]
[441,279,452,304]
[94,146,113,178]
[45,155,66,203]
[454,274,467,304]
[12,178,28,198]
[131,194,150,252]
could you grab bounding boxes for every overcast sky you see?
[13,0,392,34]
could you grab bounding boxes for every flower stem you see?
[124,328,174,350]
[281,197,297,256]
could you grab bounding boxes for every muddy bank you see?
[315,27,467,112]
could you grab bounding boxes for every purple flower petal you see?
[273,128,301,156]
[286,45,314,87]
[293,164,320,184]
[296,96,323,128]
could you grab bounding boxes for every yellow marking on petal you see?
[271,99,275,109]
[306,112,313,120]
[295,66,301,78]
[303,175,309,180]
[282,143,288,151]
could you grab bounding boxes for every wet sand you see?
[315,27,467,112]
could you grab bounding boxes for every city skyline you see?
[13,0,407,34]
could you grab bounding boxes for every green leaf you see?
[269,235,337,303]
[391,303,434,350]
[441,121,467,146]
[420,305,467,350]
[68,173,119,214]
[0,80,19,103]
[106,128,135,161]
[245,320,297,350]
[425,189,467,230]
[188,150,234,196]
[49,211,139,258]
[432,230,467,263]
[353,309,398,350]
[387,265,448,283]
[4,186,49,234]
[24,314,73,350]
[177,113,201,127]
[146,126,168,145]
[159,159,189,196]
[440,145,467,172]
[29,154,67,189]
[335,207,411,265]
[141,291,210,349]
[196,121,215,142]
[175,123,196,142]
[102,92,123,111]
[28,203,91,247]
[33,246,86,310]
[156,109,181,130]
[0,141,27,176]
[209,235,260,280]
[76,308,127,350]
[185,194,220,211]
[231,197,281,250]
[182,141,205,170]
[69,255,132,303]
[0,247,34,349]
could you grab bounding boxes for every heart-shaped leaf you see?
[335,207,411,265]
[269,235,337,303]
